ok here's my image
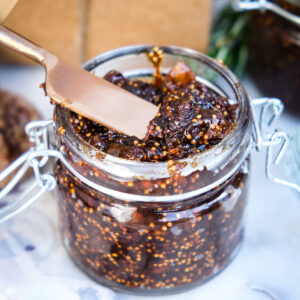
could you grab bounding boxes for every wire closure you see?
[251,98,300,192]
[0,120,57,225]
[233,0,300,27]
[0,97,300,224]
[251,97,284,151]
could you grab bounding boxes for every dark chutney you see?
[250,0,300,114]
[68,61,237,162]
[54,59,248,293]
[55,160,248,293]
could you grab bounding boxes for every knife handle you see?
[0,24,48,65]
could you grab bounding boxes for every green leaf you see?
[207,5,251,78]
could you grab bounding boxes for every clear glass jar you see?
[248,0,300,114]
[52,45,252,294]
[0,45,295,295]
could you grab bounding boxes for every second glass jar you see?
[249,0,300,114]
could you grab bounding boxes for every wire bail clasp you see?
[251,97,300,193]
[0,120,58,224]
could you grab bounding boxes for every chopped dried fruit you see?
[69,62,237,162]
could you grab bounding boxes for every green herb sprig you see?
[207,6,252,78]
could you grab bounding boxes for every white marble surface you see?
[0,66,300,300]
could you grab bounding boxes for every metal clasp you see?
[1,99,300,224]
[0,120,59,224]
[233,0,300,27]
[251,98,300,193]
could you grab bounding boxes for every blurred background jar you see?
[249,0,300,114]
[209,0,300,114]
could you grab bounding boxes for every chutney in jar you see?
[54,46,251,294]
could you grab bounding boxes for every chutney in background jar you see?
[249,0,300,114]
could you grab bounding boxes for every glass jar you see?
[0,45,296,295]
[237,0,300,114]
[52,46,252,294]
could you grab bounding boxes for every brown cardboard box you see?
[0,0,18,23]
[86,0,211,59]
[0,0,211,65]
[1,0,81,64]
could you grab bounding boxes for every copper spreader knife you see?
[0,25,159,139]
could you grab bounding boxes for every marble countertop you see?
[0,66,299,300]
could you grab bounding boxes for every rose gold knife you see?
[0,25,159,139]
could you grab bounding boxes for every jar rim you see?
[57,45,251,165]
[54,45,253,200]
